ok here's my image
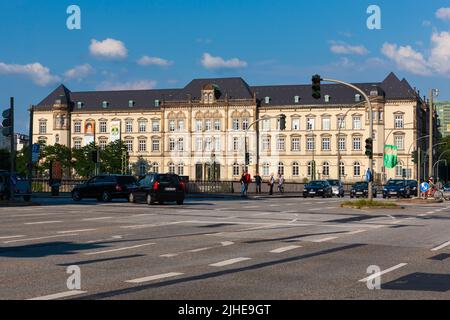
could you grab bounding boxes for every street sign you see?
[420,182,430,193]
[365,168,373,182]
[31,143,40,163]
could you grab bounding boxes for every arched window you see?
[353,161,361,176]
[307,161,313,177]
[278,162,284,176]
[208,93,213,103]
[323,161,330,176]
[232,162,240,177]
[339,161,345,177]
[152,162,159,173]
[263,162,270,176]
[55,134,60,144]
[292,162,300,177]
[168,162,175,174]
[178,163,184,175]
[395,161,404,177]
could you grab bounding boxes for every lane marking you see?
[120,221,185,229]
[270,245,302,253]
[28,290,87,300]
[57,229,96,234]
[0,235,25,240]
[3,234,78,244]
[82,217,113,221]
[209,257,252,267]
[431,240,450,252]
[312,237,338,243]
[160,253,178,258]
[346,230,366,235]
[24,221,62,225]
[187,247,211,253]
[84,243,155,255]
[243,206,259,209]
[126,272,184,284]
[359,263,408,282]
[221,241,234,246]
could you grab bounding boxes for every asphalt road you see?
[1,195,450,300]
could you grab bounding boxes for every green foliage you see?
[71,142,97,178]
[99,140,128,175]
[341,199,398,209]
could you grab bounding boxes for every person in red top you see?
[240,171,251,197]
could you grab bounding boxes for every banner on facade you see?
[85,120,95,135]
[447,124,450,132]
[110,121,121,142]
[384,145,398,169]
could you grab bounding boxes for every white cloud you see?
[201,53,248,69]
[97,80,157,91]
[381,43,432,76]
[64,64,93,80]
[89,38,128,60]
[137,56,173,67]
[330,43,369,55]
[428,31,450,75]
[436,8,450,21]
[0,62,60,86]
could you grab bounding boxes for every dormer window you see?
[294,96,300,103]
[324,95,331,103]
[77,102,84,109]
[154,99,160,107]
[355,94,362,102]
[265,97,271,104]
[129,100,135,108]
[102,101,109,108]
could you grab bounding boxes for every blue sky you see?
[1,0,450,132]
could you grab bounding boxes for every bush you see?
[341,199,397,209]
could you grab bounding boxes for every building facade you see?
[32,72,428,182]
[436,101,450,138]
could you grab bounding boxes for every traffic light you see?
[245,152,250,166]
[312,74,321,100]
[365,138,373,159]
[411,151,418,164]
[91,150,98,163]
[279,114,286,131]
[2,108,13,137]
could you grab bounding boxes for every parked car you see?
[128,173,185,205]
[0,171,31,201]
[382,179,411,198]
[327,179,345,197]
[407,180,418,197]
[443,183,450,192]
[350,181,377,198]
[303,180,333,198]
[71,175,137,202]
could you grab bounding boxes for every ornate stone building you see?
[32,73,428,182]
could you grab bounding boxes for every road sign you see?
[31,143,40,163]
[420,182,430,193]
[365,168,373,182]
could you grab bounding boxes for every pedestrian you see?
[277,174,285,194]
[240,173,247,197]
[244,170,251,195]
[254,173,262,194]
[268,173,275,195]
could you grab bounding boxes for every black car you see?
[303,180,333,198]
[350,181,377,198]
[407,180,418,197]
[128,173,185,205]
[71,175,137,202]
[327,179,345,197]
[382,179,411,198]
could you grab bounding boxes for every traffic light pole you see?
[9,97,15,201]
[322,78,374,201]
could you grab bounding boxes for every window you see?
[214,138,221,151]
[338,137,346,151]
[242,119,249,131]
[262,136,271,151]
[322,137,331,151]
[77,102,83,109]
[74,140,82,150]
[168,162,176,174]
[337,116,345,129]
[395,162,404,177]
[278,162,284,176]
[177,138,184,151]
[125,120,133,133]
[168,120,175,132]
[195,138,202,151]
[294,96,300,103]
[324,95,331,103]
[352,116,361,130]
[306,137,315,151]
[321,118,330,131]
[263,163,270,176]
[291,137,300,151]
[276,137,286,151]
[214,119,221,131]
[152,120,160,132]
[292,118,300,131]
[152,139,160,152]
[262,119,270,131]
[205,119,212,131]
[232,119,239,131]
[169,138,176,151]
[178,163,184,175]
[99,139,107,150]
[307,162,313,177]
[152,162,159,173]
[265,96,270,104]
[54,134,60,144]
[394,135,404,150]
[39,120,47,134]
[138,121,147,133]
[154,100,160,107]
[233,137,240,151]
[129,100,135,108]
[138,139,147,152]
[178,120,185,131]
[138,162,147,176]
[195,120,202,132]
[125,139,133,152]
[306,118,314,130]
[99,121,107,133]
[353,137,361,151]
[205,137,212,151]
[233,162,240,176]
[74,121,81,133]
[339,161,345,177]
[292,162,300,176]
[355,94,362,102]
[395,114,404,129]
[102,101,109,108]
[323,162,330,176]
[354,162,361,176]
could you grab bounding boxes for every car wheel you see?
[72,191,82,202]
[146,193,155,205]
[128,193,136,203]
[102,191,112,202]
[177,199,184,205]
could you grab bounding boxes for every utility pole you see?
[28,105,34,188]
[10,97,15,200]
[428,89,439,178]
[417,147,421,197]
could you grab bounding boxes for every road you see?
[0,195,450,300]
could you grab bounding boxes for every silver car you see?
[327,179,345,198]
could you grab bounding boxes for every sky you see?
[1,0,450,133]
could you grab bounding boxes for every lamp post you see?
[429,88,439,178]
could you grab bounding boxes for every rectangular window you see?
[74,140,81,150]
[337,116,345,129]
[152,139,160,152]
[338,137,346,151]
[395,115,404,129]
[292,118,300,131]
[353,116,361,130]
[233,137,239,151]
[152,120,160,132]
[99,121,107,134]
[205,119,212,131]
[125,140,133,152]
[394,135,404,150]
[125,120,133,133]
[291,137,300,151]
[205,138,212,151]
[262,119,270,131]
[138,121,147,133]
[276,137,286,151]
[169,138,176,151]
[214,119,221,131]
[306,118,314,130]
[242,119,249,131]
[74,122,81,133]
[178,120,185,131]
[99,140,107,150]
[39,121,47,134]
[195,120,202,132]
[214,138,221,151]
[232,119,239,131]
[322,137,331,151]
[138,139,147,152]
[195,138,202,151]
[178,138,184,151]
[322,118,330,131]
[169,120,175,132]
[306,137,315,151]
[353,137,361,150]
[262,137,271,151]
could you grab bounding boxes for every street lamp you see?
[429,88,439,178]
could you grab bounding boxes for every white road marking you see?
[431,240,450,252]
[346,230,366,235]
[0,235,25,240]
[312,237,339,243]
[3,234,78,244]
[187,247,211,253]
[209,257,251,267]
[418,214,428,217]
[82,217,112,221]
[126,272,184,284]
[427,211,435,214]
[243,206,259,209]
[270,245,302,253]
[160,253,178,258]
[24,221,62,225]
[120,221,185,229]
[57,229,96,234]
[251,212,272,216]
[221,241,234,246]
[28,290,87,300]
[359,263,408,282]
[84,242,155,255]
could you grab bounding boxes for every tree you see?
[99,140,128,174]
[71,142,97,178]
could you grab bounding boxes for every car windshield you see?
[117,176,137,184]
[386,180,406,186]
[354,182,367,188]
[327,180,339,186]
[158,174,179,184]
[309,181,324,187]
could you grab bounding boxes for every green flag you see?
[384,145,398,169]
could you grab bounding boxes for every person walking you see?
[277,174,285,194]
[254,173,262,194]
[240,173,247,197]
[268,173,275,195]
